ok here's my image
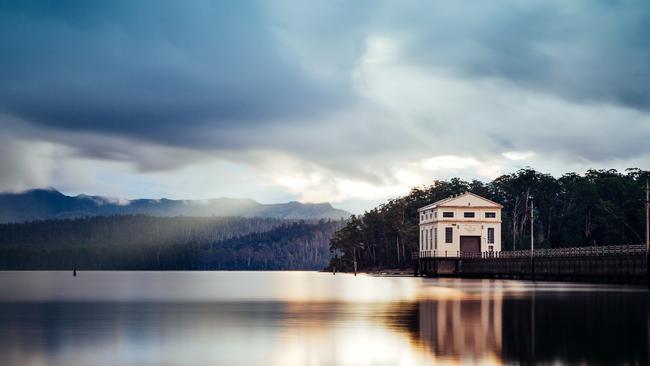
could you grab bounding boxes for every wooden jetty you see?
[414,244,648,284]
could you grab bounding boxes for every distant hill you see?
[0,189,351,223]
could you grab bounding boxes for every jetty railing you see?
[415,244,646,259]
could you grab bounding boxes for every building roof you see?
[417,192,503,212]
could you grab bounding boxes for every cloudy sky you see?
[1,0,649,213]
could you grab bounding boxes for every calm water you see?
[0,271,647,365]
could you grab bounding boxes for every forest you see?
[2,168,647,272]
[0,215,343,270]
[327,168,650,272]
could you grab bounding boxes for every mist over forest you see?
[1,168,648,271]
[0,216,343,270]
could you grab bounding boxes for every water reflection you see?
[0,302,435,366]
[413,295,503,362]
[501,291,648,365]
[401,280,649,365]
[0,272,647,365]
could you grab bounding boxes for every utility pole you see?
[645,178,650,286]
[646,179,649,253]
[531,200,535,280]
[355,225,362,277]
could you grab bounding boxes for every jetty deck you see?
[415,244,648,284]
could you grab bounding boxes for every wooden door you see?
[460,236,480,255]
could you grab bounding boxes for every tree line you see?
[328,168,650,272]
[0,215,344,270]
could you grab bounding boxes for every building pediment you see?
[437,192,502,208]
[418,192,502,211]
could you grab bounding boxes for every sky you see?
[1,0,649,213]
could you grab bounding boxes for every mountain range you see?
[0,189,351,223]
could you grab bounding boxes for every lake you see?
[0,271,647,365]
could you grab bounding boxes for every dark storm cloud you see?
[1,0,649,188]
[2,0,650,145]
[0,0,348,147]
[369,0,650,110]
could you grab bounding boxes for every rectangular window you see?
[463,212,475,218]
[442,212,454,218]
[487,227,495,244]
[421,214,424,221]
[420,230,424,249]
[434,228,438,249]
[424,229,428,250]
[445,227,453,243]
[429,228,433,249]
[485,212,496,218]
[434,211,437,218]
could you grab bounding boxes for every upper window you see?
[463,212,475,218]
[485,212,496,218]
[442,212,454,218]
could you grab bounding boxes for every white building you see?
[418,192,502,257]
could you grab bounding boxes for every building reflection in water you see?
[399,281,504,364]
[417,296,502,361]
[400,281,649,365]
